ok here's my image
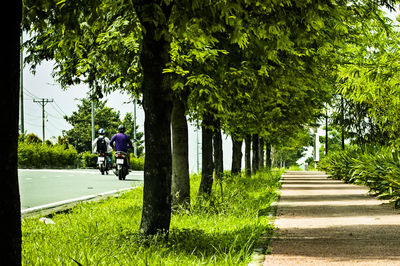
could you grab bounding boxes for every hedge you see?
[18,143,78,168]
[319,146,400,207]
[18,142,145,171]
[75,151,145,170]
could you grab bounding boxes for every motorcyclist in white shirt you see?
[92,128,113,165]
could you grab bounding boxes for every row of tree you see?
[21,0,337,238]
[3,0,399,264]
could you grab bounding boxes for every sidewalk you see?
[263,171,400,265]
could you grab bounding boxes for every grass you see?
[22,170,282,265]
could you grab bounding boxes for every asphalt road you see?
[18,169,144,210]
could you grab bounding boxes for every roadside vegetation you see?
[22,170,282,265]
[319,147,400,208]
[18,132,144,170]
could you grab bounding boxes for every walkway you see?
[263,171,400,265]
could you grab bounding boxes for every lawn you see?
[22,170,282,265]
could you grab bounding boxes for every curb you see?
[248,174,283,266]
[21,187,133,218]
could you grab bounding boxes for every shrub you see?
[24,133,42,144]
[79,151,98,168]
[130,154,145,170]
[319,146,400,207]
[18,142,78,168]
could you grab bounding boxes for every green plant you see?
[18,142,78,168]
[22,170,282,265]
[130,154,145,170]
[319,146,400,207]
[79,151,98,168]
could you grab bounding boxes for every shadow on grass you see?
[167,225,274,259]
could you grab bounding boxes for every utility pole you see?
[91,100,95,144]
[133,98,137,157]
[33,98,53,142]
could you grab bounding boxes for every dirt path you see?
[263,171,400,265]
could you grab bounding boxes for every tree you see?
[336,11,400,147]
[171,95,190,208]
[231,136,243,175]
[1,1,21,263]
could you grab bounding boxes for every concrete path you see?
[263,171,400,265]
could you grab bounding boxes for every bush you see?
[319,146,400,207]
[18,142,78,168]
[79,151,98,168]
[130,154,145,170]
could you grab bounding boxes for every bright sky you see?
[22,59,141,140]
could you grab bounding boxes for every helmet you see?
[98,128,105,135]
[118,125,125,133]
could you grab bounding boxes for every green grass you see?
[22,170,282,265]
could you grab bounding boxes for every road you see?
[18,169,144,210]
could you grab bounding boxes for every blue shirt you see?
[110,133,133,152]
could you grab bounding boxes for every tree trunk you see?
[138,4,173,236]
[245,134,251,177]
[341,96,345,150]
[198,114,214,197]
[213,126,223,200]
[266,142,272,169]
[213,123,223,182]
[231,137,242,175]
[259,138,264,170]
[171,96,190,208]
[271,146,277,168]
[252,134,259,174]
[1,2,22,263]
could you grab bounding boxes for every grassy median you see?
[22,170,282,265]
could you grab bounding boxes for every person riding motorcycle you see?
[110,125,135,165]
[92,128,113,165]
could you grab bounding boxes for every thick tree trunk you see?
[266,142,272,169]
[171,96,190,208]
[245,134,251,177]
[138,4,173,236]
[1,2,22,263]
[213,126,223,200]
[252,134,259,174]
[198,115,214,197]
[213,124,223,182]
[231,137,242,175]
[259,138,264,170]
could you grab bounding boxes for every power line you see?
[24,88,39,99]
[52,101,67,116]
[49,102,66,118]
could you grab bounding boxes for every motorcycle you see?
[97,152,109,175]
[114,151,129,180]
